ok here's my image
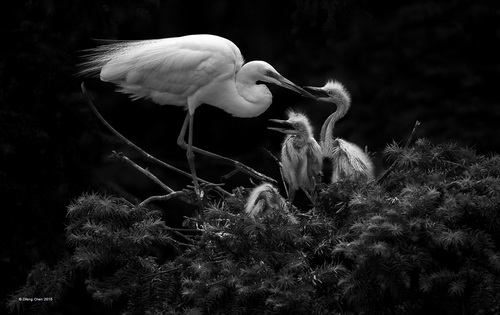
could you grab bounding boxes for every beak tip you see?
[301,86,329,99]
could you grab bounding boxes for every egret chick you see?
[245,183,297,223]
[245,183,286,218]
[268,111,323,204]
[304,80,374,183]
[80,34,313,199]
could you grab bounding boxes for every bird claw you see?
[195,187,204,200]
[186,181,228,203]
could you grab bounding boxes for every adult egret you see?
[304,80,374,183]
[80,34,313,197]
[245,182,297,223]
[268,111,323,204]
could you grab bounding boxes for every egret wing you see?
[80,35,244,105]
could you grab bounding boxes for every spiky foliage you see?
[315,139,500,314]
[8,193,182,314]
[177,191,346,314]
[9,140,500,314]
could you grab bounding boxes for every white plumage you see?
[269,111,323,204]
[305,80,374,183]
[245,183,286,218]
[80,34,312,197]
[245,183,297,223]
[328,138,374,182]
[81,35,309,116]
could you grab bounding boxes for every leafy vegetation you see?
[8,139,500,314]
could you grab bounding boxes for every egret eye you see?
[265,70,274,77]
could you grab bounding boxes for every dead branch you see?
[81,82,231,198]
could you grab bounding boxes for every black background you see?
[2,0,499,312]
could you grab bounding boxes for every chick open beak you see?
[303,86,330,98]
[268,119,298,135]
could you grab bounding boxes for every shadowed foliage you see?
[8,139,500,314]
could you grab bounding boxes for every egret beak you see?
[268,119,298,135]
[274,74,316,99]
[303,86,330,98]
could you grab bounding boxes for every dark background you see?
[2,0,499,312]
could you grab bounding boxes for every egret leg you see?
[288,188,296,206]
[81,82,231,201]
[177,113,203,202]
[176,114,277,185]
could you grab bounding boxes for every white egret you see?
[245,183,285,218]
[304,80,374,183]
[245,182,297,223]
[268,111,323,204]
[80,34,313,197]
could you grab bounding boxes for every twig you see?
[263,147,289,198]
[80,82,231,197]
[200,150,277,185]
[166,227,201,233]
[376,120,421,184]
[404,120,421,148]
[220,169,239,182]
[111,151,174,193]
[177,112,277,185]
[145,266,183,278]
[232,162,278,184]
[139,191,190,207]
[166,238,195,248]
[166,228,197,244]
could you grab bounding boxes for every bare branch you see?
[111,151,174,193]
[263,147,289,198]
[139,191,190,207]
[404,120,421,148]
[80,82,231,197]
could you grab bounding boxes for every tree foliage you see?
[8,139,500,314]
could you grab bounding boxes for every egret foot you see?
[185,152,204,208]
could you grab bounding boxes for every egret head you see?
[268,111,314,138]
[245,183,286,218]
[304,79,351,113]
[245,61,315,98]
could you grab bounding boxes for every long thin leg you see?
[177,113,202,202]
[288,188,296,206]
[81,83,231,201]
[177,113,276,184]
